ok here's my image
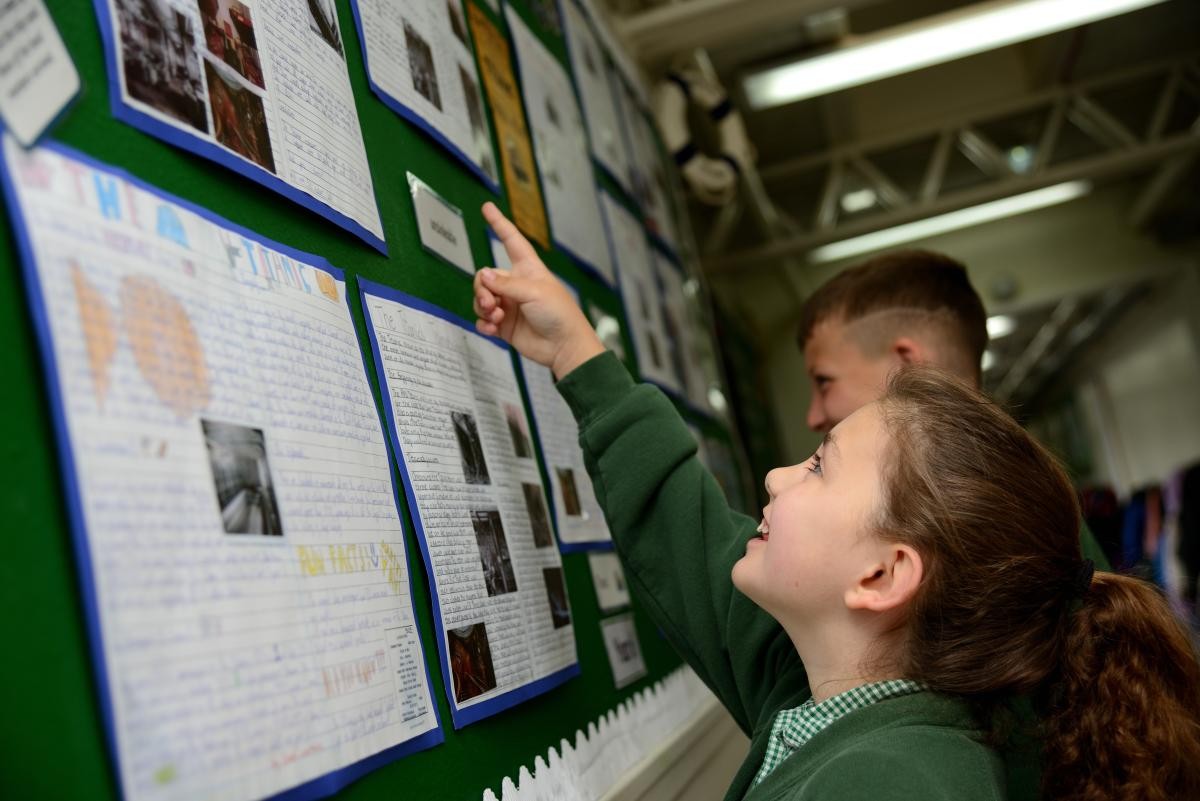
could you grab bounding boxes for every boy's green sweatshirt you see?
[557,352,1007,801]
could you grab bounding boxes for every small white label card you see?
[410,172,474,274]
[0,0,79,145]
[588,551,630,612]
[601,613,647,689]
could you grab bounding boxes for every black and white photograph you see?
[451,410,490,484]
[543,567,570,629]
[448,623,497,703]
[116,0,209,133]
[405,21,442,111]
[305,0,344,57]
[447,0,468,47]
[544,96,561,130]
[201,418,283,536]
[198,0,265,88]
[522,482,553,548]
[556,466,582,517]
[204,58,276,172]
[504,402,533,458]
[472,510,518,596]
[460,64,485,141]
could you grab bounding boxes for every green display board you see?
[0,1,751,799]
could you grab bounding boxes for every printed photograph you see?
[504,402,533,458]
[460,65,497,182]
[447,0,468,46]
[197,0,264,88]
[582,41,599,78]
[556,466,582,517]
[201,419,283,536]
[405,21,442,111]
[115,0,209,133]
[543,567,570,628]
[448,623,497,703]
[204,58,276,172]
[305,0,344,57]
[506,135,533,186]
[472,510,518,596]
[544,97,561,130]
[451,410,490,484]
[522,482,553,548]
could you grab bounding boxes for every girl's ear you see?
[844,544,923,613]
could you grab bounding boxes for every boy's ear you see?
[845,544,923,614]
[890,336,928,366]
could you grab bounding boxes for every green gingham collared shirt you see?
[753,679,927,786]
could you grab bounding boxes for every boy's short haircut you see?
[796,250,988,380]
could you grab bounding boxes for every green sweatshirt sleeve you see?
[557,352,810,735]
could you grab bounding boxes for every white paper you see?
[0,0,79,145]
[601,192,679,392]
[353,0,497,185]
[489,234,513,270]
[361,289,577,719]
[410,173,473,274]
[559,0,631,193]
[3,137,438,801]
[504,5,612,283]
[652,251,708,409]
[600,614,646,689]
[587,552,629,612]
[574,0,647,108]
[613,80,680,252]
[104,0,383,242]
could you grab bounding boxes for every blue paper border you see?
[358,278,581,728]
[0,137,445,801]
[90,0,389,255]
[347,0,501,195]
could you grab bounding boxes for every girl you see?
[472,202,1200,800]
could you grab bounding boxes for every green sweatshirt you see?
[558,352,1006,801]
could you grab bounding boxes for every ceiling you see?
[596,0,1200,406]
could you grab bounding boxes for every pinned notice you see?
[410,172,474,274]
[0,0,79,145]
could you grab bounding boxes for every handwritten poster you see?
[518,354,611,549]
[94,0,386,251]
[350,0,498,188]
[0,137,441,801]
[467,3,548,249]
[559,0,631,193]
[601,191,679,393]
[504,4,612,283]
[613,78,680,255]
[359,282,578,728]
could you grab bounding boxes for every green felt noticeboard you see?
[0,1,751,800]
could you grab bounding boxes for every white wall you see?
[1063,265,1200,496]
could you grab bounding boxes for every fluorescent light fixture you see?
[809,180,1091,264]
[982,350,997,372]
[840,188,877,214]
[744,0,1166,109]
[987,315,1018,339]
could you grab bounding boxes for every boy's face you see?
[803,317,898,432]
[732,403,888,625]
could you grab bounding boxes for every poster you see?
[95,0,386,251]
[504,3,612,282]
[350,0,498,188]
[559,0,631,193]
[468,3,549,249]
[360,281,579,728]
[1,136,441,801]
[601,191,679,392]
[613,77,680,254]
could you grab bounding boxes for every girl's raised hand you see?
[475,202,604,378]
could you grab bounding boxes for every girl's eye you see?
[807,453,823,476]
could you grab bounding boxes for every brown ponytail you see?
[874,366,1200,800]
[1043,572,1200,801]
